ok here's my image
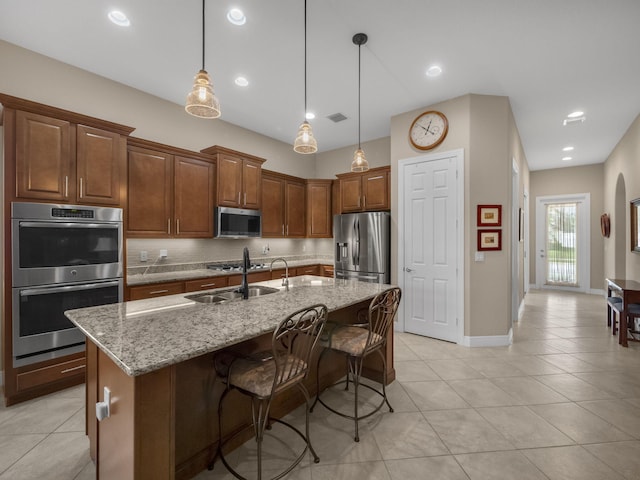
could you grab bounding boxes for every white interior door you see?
[402,154,459,342]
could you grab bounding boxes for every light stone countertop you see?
[126,258,333,286]
[65,276,394,377]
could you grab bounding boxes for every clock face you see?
[409,111,449,150]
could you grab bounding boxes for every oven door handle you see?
[20,281,121,297]
[19,221,120,229]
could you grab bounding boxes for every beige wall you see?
[315,137,390,178]
[529,164,605,291]
[0,40,315,178]
[390,94,530,338]
[604,113,640,282]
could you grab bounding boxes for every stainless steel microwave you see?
[215,207,261,238]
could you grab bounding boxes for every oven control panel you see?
[51,208,95,219]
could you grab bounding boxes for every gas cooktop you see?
[206,263,268,272]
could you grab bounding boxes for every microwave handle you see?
[20,280,121,297]
[19,222,119,229]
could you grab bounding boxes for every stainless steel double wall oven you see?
[11,202,123,367]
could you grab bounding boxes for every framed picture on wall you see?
[477,205,502,226]
[478,229,502,251]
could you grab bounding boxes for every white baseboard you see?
[588,288,605,296]
[461,328,513,347]
[518,299,525,321]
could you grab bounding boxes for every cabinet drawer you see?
[185,277,229,292]
[296,265,320,276]
[227,271,273,286]
[322,265,334,278]
[129,282,185,300]
[271,268,287,280]
[17,357,86,392]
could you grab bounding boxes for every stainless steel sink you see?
[186,285,280,304]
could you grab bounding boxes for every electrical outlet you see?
[140,251,148,262]
[262,244,270,255]
[159,249,168,258]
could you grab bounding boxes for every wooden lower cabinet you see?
[15,355,85,392]
[86,300,394,479]
[227,270,272,286]
[128,282,185,301]
[296,265,320,276]
[184,277,228,292]
[322,265,335,278]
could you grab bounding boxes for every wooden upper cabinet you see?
[15,111,72,201]
[127,139,216,238]
[261,173,285,237]
[2,94,134,205]
[127,146,173,237]
[200,145,265,210]
[337,166,390,213]
[306,179,332,238]
[174,156,215,237]
[285,179,306,237]
[76,125,124,206]
[261,170,305,238]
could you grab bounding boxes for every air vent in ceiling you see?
[327,113,348,123]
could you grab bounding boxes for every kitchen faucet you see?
[270,258,289,291]
[241,247,250,299]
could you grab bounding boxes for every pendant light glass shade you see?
[294,120,318,154]
[351,148,368,172]
[185,0,221,119]
[294,0,317,154]
[186,69,221,118]
[351,33,369,172]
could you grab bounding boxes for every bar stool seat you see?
[311,287,401,442]
[212,304,328,480]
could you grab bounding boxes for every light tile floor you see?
[2,289,640,479]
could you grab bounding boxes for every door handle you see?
[404,267,413,273]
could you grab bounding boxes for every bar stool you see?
[213,304,328,480]
[311,287,401,442]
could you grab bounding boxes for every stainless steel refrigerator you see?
[334,211,390,284]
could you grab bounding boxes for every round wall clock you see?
[409,110,449,150]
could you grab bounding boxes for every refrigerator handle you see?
[353,218,360,265]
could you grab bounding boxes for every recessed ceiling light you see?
[567,111,584,118]
[234,76,249,87]
[227,8,246,26]
[562,156,572,161]
[305,112,316,120]
[562,146,574,152]
[108,10,130,27]
[426,65,442,77]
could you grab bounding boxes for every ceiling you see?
[1,0,639,171]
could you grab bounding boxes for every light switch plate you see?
[475,252,485,262]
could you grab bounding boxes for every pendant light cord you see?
[358,42,361,149]
[201,0,205,70]
[304,0,308,116]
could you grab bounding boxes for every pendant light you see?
[293,0,318,154]
[351,33,369,172]
[185,0,221,119]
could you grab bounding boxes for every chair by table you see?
[606,278,640,347]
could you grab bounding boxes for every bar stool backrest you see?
[271,304,328,395]
[364,288,402,355]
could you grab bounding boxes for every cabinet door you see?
[261,174,285,237]
[174,156,214,237]
[184,277,228,292]
[340,176,363,212]
[242,159,262,209]
[76,125,122,206]
[127,147,173,237]
[15,111,72,201]
[217,154,243,207]
[285,181,306,237]
[296,265,320,276]
[362,169,390,211]
[307,181,332,238]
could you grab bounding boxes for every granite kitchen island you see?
[65,276,397,480]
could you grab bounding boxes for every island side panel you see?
[86,340,98,462]
[95,347,175,480]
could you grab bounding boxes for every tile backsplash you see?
[127,237,333,268]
